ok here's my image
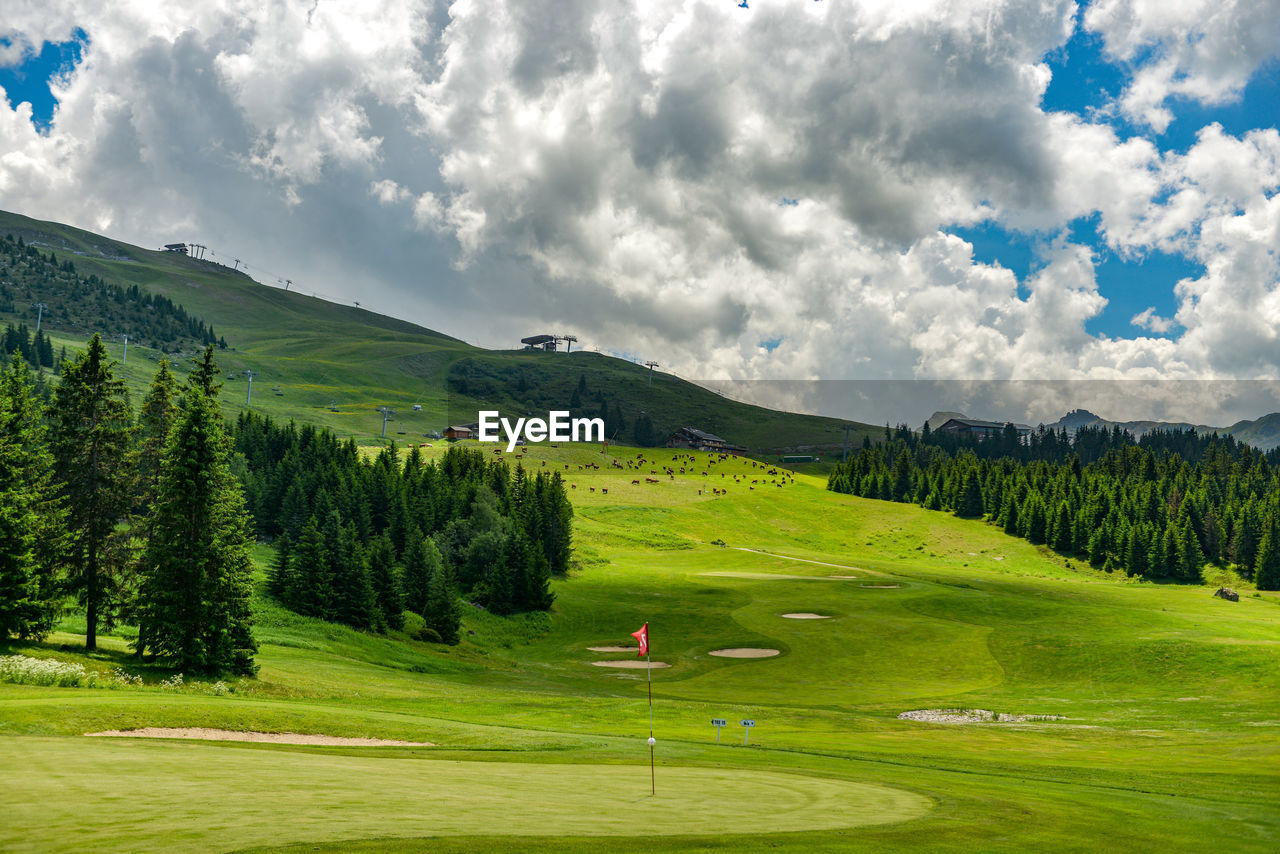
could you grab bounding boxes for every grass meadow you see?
[3,442,1279,851]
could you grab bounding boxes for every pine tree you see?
[538,472,573,574]
[1002,493,1019,535]
[367,534,404,631]
[136,360,257,674]
[187,344,223,398]
[136,359,178,514]
[1229,506,1258,573]
[1125,524,1149,577]
[422,558,461,644]
[1255,516,1280,592]
[1022,495,1047,544]
[1178,517,1205,582]
[401,529,442,615]
[954,469,984,518]
[1052,502,1074,553]
[287,517,328,617]
[330,523,377,629]
[269,534,293,599]
[0,355,63,639]
[49,334,134,651]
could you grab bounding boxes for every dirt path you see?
[732,548,889,576]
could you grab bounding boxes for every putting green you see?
[2,737,931,852]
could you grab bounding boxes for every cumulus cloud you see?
[1085,0,1280,132]
[1131,307,1175,333]
[0,0,1278,425]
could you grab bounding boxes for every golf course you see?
[3,441,1279,852]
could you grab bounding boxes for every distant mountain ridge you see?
[925,408,1280,451]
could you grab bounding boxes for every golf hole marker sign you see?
[741,719,756,745]
[712,718,727,743]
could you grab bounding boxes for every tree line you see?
[232,414,570,642]
[828,426,1280,589]
[0,233,225,354]
[2,337,573,668]
[0,337,257,672]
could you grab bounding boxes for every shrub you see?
[414,626,443,644]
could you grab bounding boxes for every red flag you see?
[631,622,649,657]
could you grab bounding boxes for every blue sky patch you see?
[1043,21,1280,153]
[0,28,88,131]
[950,215,1200,339]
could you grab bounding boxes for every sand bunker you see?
[860,584,902,589]
[591,660,671,669]
[897,709,1065,725]
[781,612,830,619]
[828,574,858,579]
[587,646,636,652]
[85,727,434,746]
[700,571,810,580]
[709,648,780,658]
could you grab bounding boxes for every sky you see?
[1,0,1279,425]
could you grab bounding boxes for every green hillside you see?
[3,443,1278,852]
[0,209,874,454]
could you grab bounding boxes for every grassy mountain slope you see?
[0,209,877,453]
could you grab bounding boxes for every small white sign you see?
[740,719,755,727]
[712,718,727,726]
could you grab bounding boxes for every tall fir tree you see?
[287,517,329,617]
[1255,515,1280,592]
[954,469,984,518]
[330,522,377,630]
[0,355,63,639]
[401,529,442,615]
[367,534,404,631]
[422,557,461,644]
[49,334,134,651]
[136,359,178,516]
[136,349,257,673]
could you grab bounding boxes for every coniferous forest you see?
[0,337,256,671]
[232,415,570,641]
[0,338,570,673]
[0,232,225,358]
[828,424,1280,589]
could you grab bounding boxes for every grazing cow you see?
[601,487,608,494]
[571,484,577,489]
[590,487,595,493]
[632,479,640,485]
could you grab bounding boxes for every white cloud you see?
[1131,306,1175,333]
[0,0,1278,426]
[1085,0,1280,132]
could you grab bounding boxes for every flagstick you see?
[647,648,655,796]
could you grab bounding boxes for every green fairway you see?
[1,737,931,852]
